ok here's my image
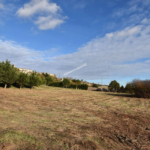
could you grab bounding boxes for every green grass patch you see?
[0,130,43,149]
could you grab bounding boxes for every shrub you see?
[72,79,81,85]
[69,84,77,89]
[125,83,134,94]
[92,83,98,88]
[63,78,71,88]
[108,80,120,92]
[78,84,88,90]
[45,76,53,86]
[130,79,150,98]
[49,82,63,87]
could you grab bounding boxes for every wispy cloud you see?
[74,1,87,9]
[16,0,67,30]
[0,3,4,9]
[112,5,142,18]
[1,20,150,79]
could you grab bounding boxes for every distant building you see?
[17,68,33,74]
[12,64,55,76]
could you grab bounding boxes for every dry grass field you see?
[0,86,150,150]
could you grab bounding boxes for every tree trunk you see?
[31,86,33,89]
[4,84,7,89]
[20,86,22,89]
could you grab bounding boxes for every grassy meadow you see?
[0,86,150,150]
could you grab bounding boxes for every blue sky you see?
[0,0,150,86]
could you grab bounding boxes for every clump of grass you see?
[120,98,127,104]
[0,130,43,149]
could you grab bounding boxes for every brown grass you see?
[0,85,150,150]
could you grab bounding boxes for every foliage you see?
[45,76,53,86]
[119,85,125,93]
[108,80,120,92]
[0,59,18,88]
[69,84,77,89]
[16,72,29,89]
[49,82,63,87]
[42,72,50,78]
[41,75,47,85]
[92,83,98,88]
[78,84,88,90]
[63,78,71,88]
[130,79,150,98]
[125,83,134,94]
[72,79,81,85]
[28,72,41,89]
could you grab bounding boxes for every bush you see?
[45,76,53,86]
[69,84,77,89]
[78,84,88,90]
[63,78,71,88]
[72,79,81,85]
[92,83,98,88]
[125,83,134,94]
[130,79,150,98]
[49,82,63,87]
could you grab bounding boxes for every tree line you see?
[108,80,150,98]
[0,59,88,90]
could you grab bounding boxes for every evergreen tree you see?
[28,72,40,89]
[108,80,120,92]
[119,85,125,93]
[16,72,29,89]
[45,76,53,86]
[0,59,18,88]
[125,83,134,94]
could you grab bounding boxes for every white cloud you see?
[106,26,141,39]
[141,18,150,24]
[0,3,4,9]
[1,22,150,80]
[145,60,150,63]
[34,15,64,30]
[16,0,67,30]
[16,0,60,17]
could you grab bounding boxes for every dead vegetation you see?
[0,85,150,150]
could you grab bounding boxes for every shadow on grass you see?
[0,83,31,89]
[106,93,135,97]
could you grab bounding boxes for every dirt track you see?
[0,86,150,150]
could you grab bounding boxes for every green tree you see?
[16,72,29,89]
[76,79,81,85]
[41,75,46,85]
[45,76,53,86]
[92,83,98,88]
[125,83,134,94]
[119,85,125,93]
[0,59,18,88]
[28,72,40,89]
[108,80,120,92]
[63,78,71,88]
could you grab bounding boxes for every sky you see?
[0,0,150,86]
